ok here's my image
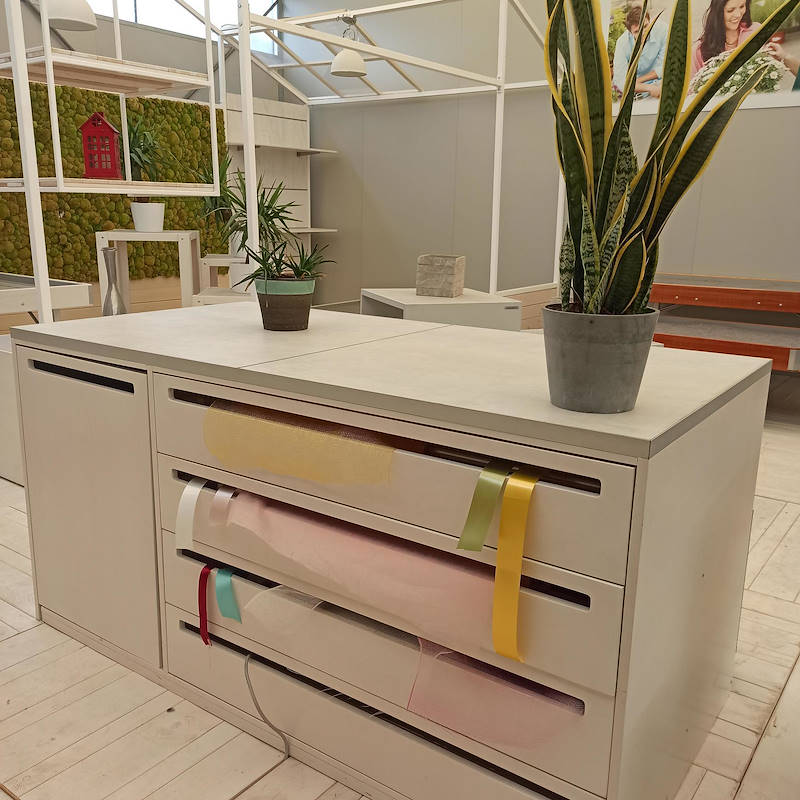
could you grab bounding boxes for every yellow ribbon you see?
[492,471,538,662]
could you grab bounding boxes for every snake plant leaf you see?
[598,122,638,236]
[554,78,590,300]
[663,0,800,171]
[580,196,602,308]
[630,238,660,313]
[647,0,690,161]
[546,0,572,80]
[568,0,612,191]
[559,229,576,309]
[649,65,768,243]
[622,151,659,239]
[587,191,629,313]
[603,232,646,314]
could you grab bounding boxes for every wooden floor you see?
[1,375,800,800]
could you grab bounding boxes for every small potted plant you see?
[239,240,333,331]
[127,117,165,232]
[542,0,800,413]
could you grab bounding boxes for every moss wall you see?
[0,79,226,282]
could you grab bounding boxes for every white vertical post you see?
[553,173,566,286]
[39,0,64,190]
[119,96,132,181]
[488,0,508,295]
[238,0,258,252]
[217,35,228,136]
[205,0,219,196]
[112,0,123,58]
[5,0,54,323]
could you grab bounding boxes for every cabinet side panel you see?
[613,374,769,800]
[16,346,160,666]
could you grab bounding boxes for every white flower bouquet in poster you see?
[689,49,787,93]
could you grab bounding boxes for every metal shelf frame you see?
[237,0,549,296]
[2,0,223,322]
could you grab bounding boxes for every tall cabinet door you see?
[16,346,160,666]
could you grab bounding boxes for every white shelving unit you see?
[1,0,222,322]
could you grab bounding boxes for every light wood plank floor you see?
[1,374,799,800]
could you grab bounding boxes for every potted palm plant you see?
[239,240,333,331]
[127,117,164,232]
[543,0,800,412]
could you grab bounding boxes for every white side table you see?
[95,229,202,311]
[360,287,522,331]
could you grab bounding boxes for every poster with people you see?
[606,0,800,106]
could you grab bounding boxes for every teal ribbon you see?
[457,462,512,551]
[215,568,241,622]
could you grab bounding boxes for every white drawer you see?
[166,605,612,799]
[154,373,635,584]
[158,472,624,696]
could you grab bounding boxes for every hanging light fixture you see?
[40,0,98,31]
[330,14,367,78]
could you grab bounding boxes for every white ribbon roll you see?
[175,477,207,551]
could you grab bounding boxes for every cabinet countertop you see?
[11,303,770,459]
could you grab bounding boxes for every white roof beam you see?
[283,0,460,26]
[353,21,422,92]
[252,14,501,87]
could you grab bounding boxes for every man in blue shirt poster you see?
[612,5,668,98]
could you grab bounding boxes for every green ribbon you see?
[215,568,241,623]
[457,462,512,551]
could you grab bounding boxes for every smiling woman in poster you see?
[693,0,762,74]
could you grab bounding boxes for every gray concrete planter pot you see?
[542,304,659,413]
[255,278,315,331]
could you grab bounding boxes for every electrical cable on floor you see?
[229,654,291,800]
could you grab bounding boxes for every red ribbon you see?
[198,564,213,646]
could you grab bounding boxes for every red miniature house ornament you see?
[80,112,122,180]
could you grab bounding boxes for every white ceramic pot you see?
[130,202,165,233]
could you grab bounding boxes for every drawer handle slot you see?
[175,478,593,611]
[181,621,573,800]
[169,388,601,496]
[31,360,134,393]
[180,547,280,590]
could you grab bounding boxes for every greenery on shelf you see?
[127,115,161,183]
[0,80,226,283]
[217,173,298,252]
[547,0,800,315]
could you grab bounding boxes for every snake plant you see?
[547,0,800,314]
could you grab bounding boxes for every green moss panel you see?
[0,79,227,282]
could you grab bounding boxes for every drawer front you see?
[163,532,420,707]
[166,605,612,799]
[159,471,624,696]
[154,373,634,584]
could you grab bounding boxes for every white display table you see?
[95,229,202,310]
[11,306,769,800]
[361,287,522,330]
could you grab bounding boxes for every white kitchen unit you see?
[361,287,522,330]
[11,304,769,800]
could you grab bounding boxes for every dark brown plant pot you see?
[255,279,315,331]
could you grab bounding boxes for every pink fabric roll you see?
[408,639,584,753]
[227,490,495,649]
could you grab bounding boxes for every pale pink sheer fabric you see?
[227,490,494,648]
[408,639,584,754]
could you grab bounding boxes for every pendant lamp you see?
[41,0,98,31]
[330,15,367,78]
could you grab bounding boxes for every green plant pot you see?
[255,278,316,331]
[542,304,659,413]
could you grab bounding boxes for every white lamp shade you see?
[41,0,98,31]
[331,48,367,78]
